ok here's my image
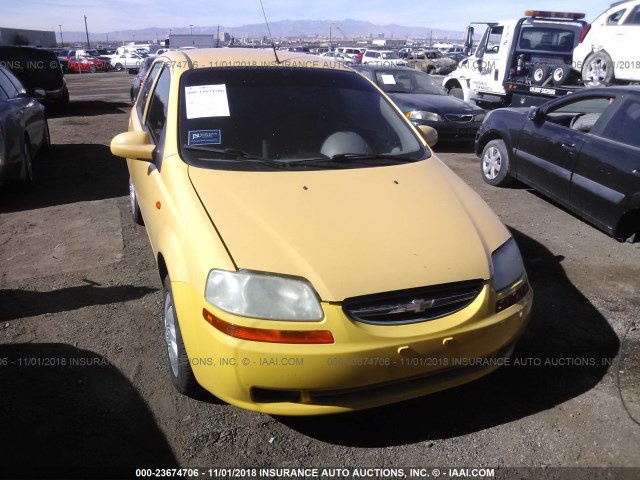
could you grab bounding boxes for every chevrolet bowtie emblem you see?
[390,298,435,314]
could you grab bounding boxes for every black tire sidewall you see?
[163,276,199,396]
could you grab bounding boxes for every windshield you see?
[519,27,576,52]
[374,69,447,95]
[179,67,427,171]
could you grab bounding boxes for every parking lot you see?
[0,71,639,478]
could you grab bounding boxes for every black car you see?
[351,65,486,142]
[475,87,640,242]
[0,46,68,104]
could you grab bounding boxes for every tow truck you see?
[442,10,588,108]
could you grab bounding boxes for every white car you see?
[110,52,145,73]
[574,0,640,86]
[361,50,408,67]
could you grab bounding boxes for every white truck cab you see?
[443,11,587,108]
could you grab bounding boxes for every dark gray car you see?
[0,65,50,187]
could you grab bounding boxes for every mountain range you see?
[61,18,465,44]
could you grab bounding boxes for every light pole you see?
[84,15,90,48]
[59,24,64,47]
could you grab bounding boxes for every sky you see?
[4,0,611,34]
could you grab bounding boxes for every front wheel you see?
[89,64,97,73]
[582,51,614,87]
[449,87,464,99]
[129,177,144,226]
[163,276,200,396]
[18,137,34,188]
[114,63,123,71]
[481,139,513,187]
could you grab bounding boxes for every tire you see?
[551,64,571,87]
[129,177,144,226]
[41,119,51,152]
[89,64,96,73]
[531,64,550,85]
[449,87,464,99]
[130,87,135,105]
[114,63,123,71]
[163,275,199,396]
[582,51,614,87]
[481,139,513,187]
[61,86,70,105]
[18,137,34,187]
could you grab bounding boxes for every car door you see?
[0,73,22,171]
[570,93,640,234]
[130,65,171,251]
[514,95,615,202]
[615,4,640,81]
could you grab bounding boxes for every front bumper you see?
[412,120,483,142]
[172,280,532,416]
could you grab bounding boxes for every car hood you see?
[188,159,509,301]
[389,93,483,114]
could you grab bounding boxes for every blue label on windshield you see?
[188,130,221,145]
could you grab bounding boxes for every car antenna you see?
[259,0,281,64]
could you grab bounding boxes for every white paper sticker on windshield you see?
[380,74,397,85]
[185,84,230,119]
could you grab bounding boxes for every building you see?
[167,34,216,49]
[0,27,57,47]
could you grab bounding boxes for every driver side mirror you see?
[110,131,155,161]
[463,27,475,56]
[527,107,545,123]
[417,125,438,147]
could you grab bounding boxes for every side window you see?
[486,26,504,54]
[0,69,19,99]
[546,96,614,132]
[145,66,171,143]
[607,8,626,24]
[598,98,640,148]
[2,67,26,94]
[137,61,163,116]
[625,6,640,25]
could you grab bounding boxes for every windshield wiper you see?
[182,145,286,169]
[283,153,418,166]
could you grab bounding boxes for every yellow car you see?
[111,48,532,416]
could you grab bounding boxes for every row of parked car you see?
[310,46,461,75]
[55,48,149,74]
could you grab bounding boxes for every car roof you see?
[158,48,353,73]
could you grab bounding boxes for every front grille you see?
[342,280,484,325]
[445,114,473,123]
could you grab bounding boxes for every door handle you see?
[633,168,640,176]
[561,143,575,151]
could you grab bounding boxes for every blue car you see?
[352,65,486,142]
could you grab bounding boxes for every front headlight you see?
[406,111,444,122]
[491,237,525,292]
[205,270,324,321]
[473,113,486,122]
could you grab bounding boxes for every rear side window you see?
[598,98,640,148]
[0,68,19,99]
[145,67,171,143]
[137,61,163,116]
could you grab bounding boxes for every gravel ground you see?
[0,73,638,480]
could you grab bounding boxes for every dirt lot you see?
[0,72,638,480]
